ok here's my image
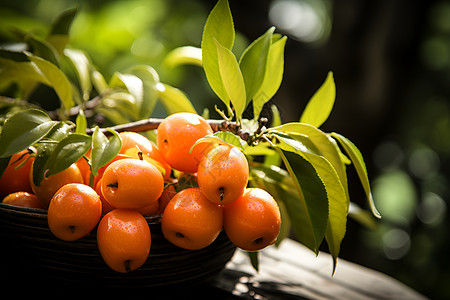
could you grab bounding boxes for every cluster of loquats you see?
[0,112,281,273]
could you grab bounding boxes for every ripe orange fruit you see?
[161,188,223,250]
[197,145,249,205]
[158,184,177,213]
[30,163,84,209]
[156,112,213,173]
[75,149,91,185]
[124,147,170,180]
[1,191,44,209]
[94,178,115,215]
[101,158,164,209]
[92,153,131,188]
[223,188,281,251]
[0,149,34,198]
[136,201,160,216]
[48,183,102,241]
[97,209,151,273]
[119,131,172,180]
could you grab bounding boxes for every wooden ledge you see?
[210,239,427,300]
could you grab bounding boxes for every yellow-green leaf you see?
[239,27,274,103]
[275,148,328,254]
[275,133,348,265]
[0,109,57,158]
[191,131,245,153]
[91,127,122,177]
[201,0,235,104]
[331,132,381,219]
[64,48,92,102]
[27,54,74,113]
[271,122,349,200]
[299,71,335,128]
[164,46,202,68]
[43,134,91,177]
[253,35,287,119]
[156,83,197,114]
[215,39,246,121]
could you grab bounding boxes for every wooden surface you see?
[0,236,428,299]
[209,239,428,300]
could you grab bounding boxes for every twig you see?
[85,118,251,141]
[47,96,102,120]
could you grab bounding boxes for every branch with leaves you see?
[0,0,380,273]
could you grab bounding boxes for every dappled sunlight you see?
[268,0,331,43]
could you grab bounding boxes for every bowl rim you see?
[0,202,163,224]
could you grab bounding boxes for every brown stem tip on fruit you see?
[219,187,225,202]
[253,237,264,245]
[124,260,132,273]
[107,182,119,188]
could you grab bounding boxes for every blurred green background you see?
[1,0,450,298]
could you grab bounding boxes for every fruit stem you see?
[253,237,264,245]
[219,187,225,202]
[88,173,95,188]
[124,260,132,272]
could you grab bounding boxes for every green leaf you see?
[43,133,91,177]
[299,71,336,128]
[201,0,235,104]
[0,54,49,99]
[271,131,319,156]
[49,7,77,35]
[238,27,274,104]
[96,107,132,126]
[110,72,143,112]
[32,122,72,186]
[247,251,259,272]
[75,109,87,134]
[253,36,287,119]
[91,68,108,94]
[0,109,57,158]
[192,131,245,152]
[271,145,328,254]
[0,156,12,179]
[25,33,60,66]
[164,46,202,68]
[47,7,77,55]
[90,127,122,176]
[101,92,139,121]
[215,39,246,121]
[275,132,348,264]
[64,48,92,101]
[27,53,74,113]
[271,122,349,199]
[330,132,381,219]
[156,83,197,114]
[127,65,160,119]
[0,49,29,62]
[281,150,328,253]
[244,143,276,157]
[348,202,378,230]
